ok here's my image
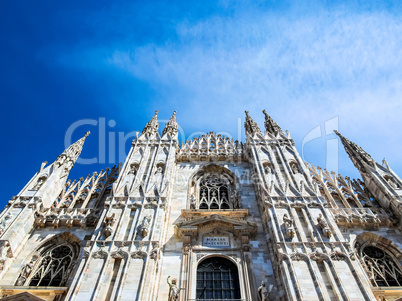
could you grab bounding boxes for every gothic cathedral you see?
[0,110,401,301]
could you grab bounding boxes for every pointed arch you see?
[188,165,239,210]
[354,232,402,287]
[16,232,80,287]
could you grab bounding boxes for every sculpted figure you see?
[167,276,179,301]
[283,214,294,228]
[140,216,151,237]
[231,190,241,209]
[33,176,46,190]
[129,164,138,175]
[317,214,328,228]
[387,177,398,189]
[189,194,196,209]
[258,281,269,301]
[21,261,34,277]
[291,163,299,174]
[153,166,164,189]
[283,214,295,239]
[317,213,332,238]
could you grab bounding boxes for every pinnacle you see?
[244,110,261,137]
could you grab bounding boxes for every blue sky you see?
[1,0,402,207]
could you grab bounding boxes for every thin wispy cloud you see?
[49,2,402,177]
[2,1,402,204]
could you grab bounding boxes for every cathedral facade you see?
[0,110,401,301]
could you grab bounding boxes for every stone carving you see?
[290,252,305,261]
[131,250,147,259]
[189,194,196,209]
[142,110,159,136]
[162,111,178,137]
[330,251,347,261]
[150,243,160,260]
[111,250,128,259]
[283,214,295,239]
[176,132,243,162]
[139,216,151,238]
[263,109,283,136]
[154,166,164,188]
[264,165,271,174]
[231,190,241,209]
[167,276,180,301]
[129,163,138,175]
[32,176,47,190]
[291,163,299,174]
[244,110,262,136]
[16,260,34,286]
[104,213,115,238]
[92,250,108,259]
[310,251,327,261]
[386,177,399,189]
[0,259,5,272]
[257,281,269,301]
[0,241,12,259]
[317,214,332,238]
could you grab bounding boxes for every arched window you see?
[29,244,74,286]
[360,245,402,287]
[16,233,80,287]
[199,175,230,209]
[196,257,241,300]
[189,165,240,210]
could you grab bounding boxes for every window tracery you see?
[29,244,74,287]
[359,245,402,287]
[189,165,240,210]
[16,235,79,287]
[199,175,230,209]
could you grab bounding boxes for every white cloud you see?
[62,4,402,178]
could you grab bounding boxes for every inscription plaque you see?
[203,236,230,247]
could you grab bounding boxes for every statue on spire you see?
[162,111,178,137]
[263,109,283,136]
[244,110,261,137]
[142,110,159,136]
[334,130,373,171]
[55,131,90,170]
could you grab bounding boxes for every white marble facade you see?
[0,110,401,301]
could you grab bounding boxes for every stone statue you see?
[258,281,269,301]
[264,165,271,174]
[317,214,327,228]
[129,164,138,175]
[387,177,398,189]
[317,213,332,238]
[167,276,179,301]
[153,166,164,190]
[33,176,46,190]
[291,163,299,174]
[189,194,196,209]
[21,261,34,278]
[283,214,295,239]
[232,190,241,209]
[139,216,151,237]
[283,214,293,228]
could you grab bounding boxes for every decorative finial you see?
[263,109,283,136]
[84,131,90,138]
[162,111,178,137]
[334,130,373,172]
[142,110,160,136]
[244,110,261,137]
